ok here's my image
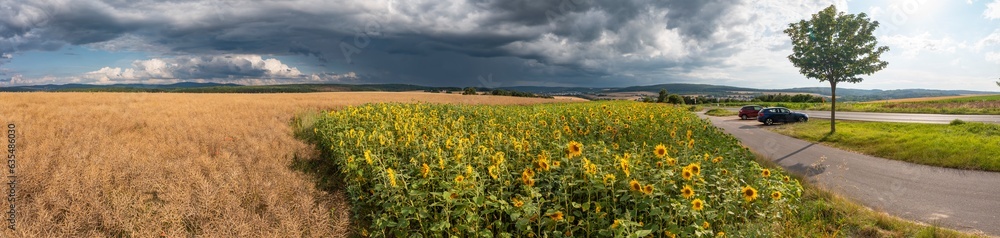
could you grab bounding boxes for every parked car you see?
[738,105,763,120]
[757,107,809,125]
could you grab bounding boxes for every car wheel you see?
[740,115,748,120]
[765,118,773,126]
[798,117,807,122]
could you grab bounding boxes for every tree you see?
[784,5,889,133]
[462,87,477,95]
[658,89,668,103]
[667,94,684,104]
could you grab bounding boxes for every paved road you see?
[800,110,1000,124]
[698,114,1000,236]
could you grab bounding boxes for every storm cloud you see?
[0,0,844,86]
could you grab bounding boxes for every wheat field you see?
[0,92,567,237]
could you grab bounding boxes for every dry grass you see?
[0,92,565,237]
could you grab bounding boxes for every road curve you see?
[698,114,1000,236]
[799,110,1000,124]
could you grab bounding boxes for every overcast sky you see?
[1,0,998,90]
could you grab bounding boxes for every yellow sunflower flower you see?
[603,174,616,185]
[761,168,771,177]
[643,184,654,195]
[691,198,704,211]
[421,163,430,178]
[686,163,701,176]
[654,144,668,158]
[567,141,583,158]
[512,197,524,208]
[681,185,695,199]
[386,168,398,187]
[629,180,641,191]
[682,169,693,181]
[742,185,758,202]
[454,175,465,183]
[771,191,781,200]
[548,211,564,221]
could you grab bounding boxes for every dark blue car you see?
[757,107,809,125]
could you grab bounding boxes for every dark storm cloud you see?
[0,0,789,86]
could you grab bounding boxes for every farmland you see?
[309,101,803,236]
[0,92,563,237]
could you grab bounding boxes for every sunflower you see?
[761,168,771,177]
[548,211,564,221]
[454,175,465,183]
[603,174,616,185]
[687,163,701,176]
[702,221,710,229]
[783,176,791,182]
[643,185,654,195]
[611,219,621,229]
[742,185,758,202]
[666,158,677,166]
[511,197,524,208]
[712,156,722,163]
[654,144,668,158]
[681,185,695,199]
[771,191,782,200]
[629,180,641,191]
[656,161,663,167]
[681,169,693,180]
[691,198,704,211]
[567,141,583,158]
[364,150,373,165]
[421,163,430,178]
[386,168,397,187]
[551,160,560,168]
[487,165,499,180]
[524,178,535,187]
[720,169,728,175]
[687,139,695,149]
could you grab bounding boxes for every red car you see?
[738,105,763,120]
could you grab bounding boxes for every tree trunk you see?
[830,81,837,134]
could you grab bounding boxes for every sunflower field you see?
[312,101,802,237]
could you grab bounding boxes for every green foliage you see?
[950,119,966,126]
[463,87,478,95]
[770,120,1000,171]
[753,94,824,103]
[667,94,684,104]
[658,89,668,103]
[312,102,802,237]
[784,5,889,84]
[488,89,554,99]
[784,5,889,133]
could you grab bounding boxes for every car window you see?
[755,106,762,110]
[782,109,790,113]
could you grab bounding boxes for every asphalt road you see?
[799,110,1000,124]
[698,114,1000,236]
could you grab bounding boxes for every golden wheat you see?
[0,92,564,237]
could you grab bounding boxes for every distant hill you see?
[2,82,995,101]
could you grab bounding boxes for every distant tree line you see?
[752,94,824,103]
[459,87,553,99]
[639,89,746,104]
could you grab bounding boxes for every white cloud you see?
[73,54,357,85]
[882,32,966,59]
[986,51,1000,64]
[986,0,1000,19]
